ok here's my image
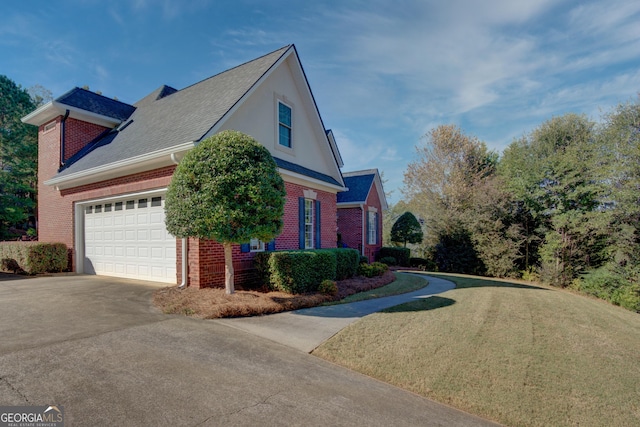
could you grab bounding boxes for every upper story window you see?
[278,101,292,148]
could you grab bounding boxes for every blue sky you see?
[2,0,639,203]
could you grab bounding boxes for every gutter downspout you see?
[171,151,188,289]
[360,203,366,257]
[60,109,70,167]
[178,238,188,289]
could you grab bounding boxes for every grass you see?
[325,271,428,305]
[313,272,640,427]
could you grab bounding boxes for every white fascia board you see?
[326,130,344,168]
[373,172,389,210]
[22,101,122,128]
[337,202,362,209]
[279,168,346,193]
[45,141,195,190]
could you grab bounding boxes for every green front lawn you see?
[313,272,640,427]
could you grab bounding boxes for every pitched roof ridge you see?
[178,44,292,93]
[58,87,134,108]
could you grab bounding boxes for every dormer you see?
[22,88,135,167]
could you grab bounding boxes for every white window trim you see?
[305,199,314,249]
[250,238,265,252]
[368,211,377,245]
[274,95,295,155]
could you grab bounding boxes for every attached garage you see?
[81,193,177,283]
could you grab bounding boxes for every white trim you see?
[22,100,122,128]
[279,168,345,193]
[276,97,294,150]
[303,189,317,200]
[45,141,194,189]
[201,46,294,141]
[76,188,168,206]
[368,206,378,213]
[74,189,175,281]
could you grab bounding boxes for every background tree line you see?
[400,96,640,312]
[0,75,52,239]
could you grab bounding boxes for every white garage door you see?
[84,194,177,283]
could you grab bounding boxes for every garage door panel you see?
[84,194,176,283]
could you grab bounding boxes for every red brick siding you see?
[182,181,339,289]
[38,119,339,288]
[337,207,363,251]
[337,179,384,262]
[278,182,337,250]
[363,181,383,262]
[63,118,109,161]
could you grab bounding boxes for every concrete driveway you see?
[0,274,499,426]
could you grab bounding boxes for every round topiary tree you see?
[390,211,424,247]
[165,130,286,294]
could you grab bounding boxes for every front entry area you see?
[82,194,176,283]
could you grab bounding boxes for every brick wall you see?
[337,207,362,252]
[181,181,339,289]
[63,118,109,162]
[37,114,176,268]
[363,181,383,262]
[38,118,340,288]
[337,180,384,262]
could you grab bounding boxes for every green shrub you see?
[379,256,397,266]
[326,248,359,280]
[409,257,437,271]
[0,242,68,274]
[253,251,272,285]
[267,250,336,294]
[378,247,410,266]
[358,261,388,278]
[577,267,640,312]
[318,279,338,296]
[359,255,369,265]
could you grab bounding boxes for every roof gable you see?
[54,46,291,180]
[338,169,388,210]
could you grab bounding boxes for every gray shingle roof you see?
[57,45,291,177]
[56,87,136,121]
[274,157,342,187]
[337,174,375,203]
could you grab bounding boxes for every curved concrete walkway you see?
[215,273,455,353]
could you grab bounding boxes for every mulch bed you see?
[153,270,396,319]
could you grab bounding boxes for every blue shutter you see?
[267,239,276,251]
[315,200,321,249]
[365,211,370,245]
[299,197,305,249]
[240,243,250,253]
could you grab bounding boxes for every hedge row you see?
[377,247,411,266]
[254,248,360,294]
[0,242,68,275]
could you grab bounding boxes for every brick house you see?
[337,169,388,262]
[22,45,386,288]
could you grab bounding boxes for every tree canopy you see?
[165,130,286,293]
[401,97,640,312]
[0,75,38,238]
[390,211,423,247]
